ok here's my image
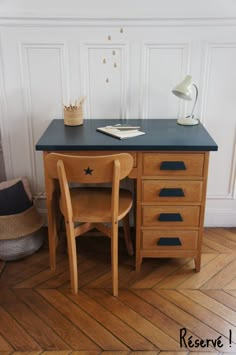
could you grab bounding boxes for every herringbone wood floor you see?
[0,227,236,354]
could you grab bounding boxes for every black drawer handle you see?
[158,213,183,222]
[159,188,185,197]
[160,161,186,170]
[157,237,182,246]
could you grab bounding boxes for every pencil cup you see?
[64,107,83,126]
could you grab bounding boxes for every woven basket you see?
[0,205,44,261]
[0,229,44,261]
[64,107,83,126]
[0,205,43,240]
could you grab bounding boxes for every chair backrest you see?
[45,153,134,222]
[46,153,133,184]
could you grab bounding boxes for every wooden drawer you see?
[142,206,200,227]
[142,230,198,250]
[142,153,204,177]
[142,180,203,203]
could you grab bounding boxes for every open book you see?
[97,125,145,140]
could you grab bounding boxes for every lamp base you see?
[177,117,199,126]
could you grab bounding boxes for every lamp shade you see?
[172,75,193,101]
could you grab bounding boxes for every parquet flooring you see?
[0,227,236,354]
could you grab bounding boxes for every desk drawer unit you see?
[142,153,204,177]
[142,180,203,203]
[136,151,209,272]
[142,206,200,227]
[142,230,198,251]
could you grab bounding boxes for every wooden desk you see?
[36,119,217,272]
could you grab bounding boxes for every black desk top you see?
[35,119,218,152]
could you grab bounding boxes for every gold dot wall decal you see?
[101,30,123,84]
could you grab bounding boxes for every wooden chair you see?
[45,152,134,296]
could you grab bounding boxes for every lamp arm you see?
[189,83,198,118]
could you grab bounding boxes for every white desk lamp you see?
[172,75,199,126]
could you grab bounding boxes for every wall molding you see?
[1,16,236,27]
[201,42,236,200]
[141,42,191,119]
[19,42,70,191]
[0,34,14,179]
[201,42,236,126]
[229,126,236,199]
[81,42,129,119]
[207,194,236,200]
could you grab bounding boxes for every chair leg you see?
[65,220,78,295]
[123,214,134,256]
[111,222,119,297]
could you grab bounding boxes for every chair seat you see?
[60,187,133,223]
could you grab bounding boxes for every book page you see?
[97,126,145,140]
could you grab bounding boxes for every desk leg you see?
[194,254,201,272]
[135,155,142,272]
[136,254,142,272]
[195,228,203,272]
[44,152,58,270]
[134,184,142,271]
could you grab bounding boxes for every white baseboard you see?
[37,207,48,226]
[204,208,236,227]
[37,204,236,228]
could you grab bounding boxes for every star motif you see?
[84,167,93,175]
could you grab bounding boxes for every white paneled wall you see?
[0,1,236,225]
[83,44,128,119]
[142,43,190,119]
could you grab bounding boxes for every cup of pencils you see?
[63,96,86,126]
